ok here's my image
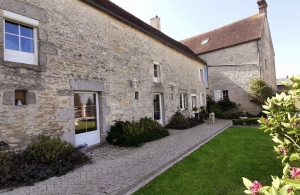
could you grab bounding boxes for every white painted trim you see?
[200,93,203,106]
[153,60,160,65]
[198,68,201,82]
[4,10,39,27]
[3,18,38,65]
[191,94,197,97]
[74,92,101,146]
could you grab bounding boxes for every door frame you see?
[153,93,163,125]
[74,91,101,146]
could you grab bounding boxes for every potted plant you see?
[193,107,198,118]
[239,112,248,119]
[192,107,198,112]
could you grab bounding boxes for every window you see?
[201,38,209,45]
[223,90,229,99]
[135,92,139,99]
[200,93,206,106]
[4,10,38,65]
[179,94,187,110]
[198,68,204,82]
[265,59,267,70]
[153,61,160,83]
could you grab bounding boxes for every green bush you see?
[106,117,169,147]
[165,111,203,130]
[232,118,260,125]
[209,98,238,119]
[26,135,75,165]
[165,111,190,129]
[0,136,90,189]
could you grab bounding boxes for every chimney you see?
[150,15,161,31]
[257,0,267,15]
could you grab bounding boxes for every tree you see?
[243,76,300,194]
[248,78,276,103]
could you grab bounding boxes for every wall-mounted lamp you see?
[131,78,137,88]
[171,83,177,90]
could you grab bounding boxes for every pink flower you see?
[291,167,300,179]
[250,181,262,195]
[264,118,268,123]
[288,188,292,193]
[280,148,288,155]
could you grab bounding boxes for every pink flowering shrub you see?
[243,76,300,194]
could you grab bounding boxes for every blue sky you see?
[110,0,300,79]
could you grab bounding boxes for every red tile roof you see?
[82,0,206,64]
[181,14,266,55]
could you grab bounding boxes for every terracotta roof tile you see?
[82,0,206,64]
[181,14,265,54]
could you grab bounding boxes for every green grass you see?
[134,127,283,195]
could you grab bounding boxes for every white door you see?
[153,94,163,125]
[74,92,100,146]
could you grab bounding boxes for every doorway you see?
[74,92,100,146]
[153,93,163,125]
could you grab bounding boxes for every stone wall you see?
[0,0,206,149]
[259,19,276,89]
[199,41,262,114]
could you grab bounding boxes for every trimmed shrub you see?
[165,111,204,130]
[232,118,260,125]
[165,111,190,129]
[0,136,90,189]
[106,117,169,147]
[26,135,75,165]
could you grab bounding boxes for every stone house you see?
[181,0,276,114]
[0,0,208,148]
[277,78,291,92]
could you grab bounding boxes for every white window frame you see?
[200,93,206,107]
[153,61,160,83]
[198,68,204,82]
[3,10,39,65]
[179,94,187,110]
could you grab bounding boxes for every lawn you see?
[134,127,283,195]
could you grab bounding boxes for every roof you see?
[81,0,206,64]
[276,78,290,85]
[180,14,266,55]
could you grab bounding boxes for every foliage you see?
[106,117,169,147]
[192,107,198,112]
[0,136,90,189]
[243,76,300,194]
[165,111,203,130]
[134,127,282,195]
[232,118,260,126]
[248,77,276,103]
[206,95,215,113]
[165,111,190,129]
[26,135,75,165]
[209,98,238,119]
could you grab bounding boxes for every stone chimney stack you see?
[150,15,161,31]
[257,0,268,15]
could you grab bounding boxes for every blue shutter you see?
[204,68,209,87]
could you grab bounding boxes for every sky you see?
[109,0,300,79]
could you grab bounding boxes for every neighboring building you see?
[181,0,276,114]
[0,0,207,148]
[277,78,291,91]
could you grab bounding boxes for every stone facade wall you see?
[199,41,262,114]
[0,0,206,149]
[259,19,276,89]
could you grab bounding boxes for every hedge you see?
[232,118,260,125]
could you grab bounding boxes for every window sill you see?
[2,60,46,72]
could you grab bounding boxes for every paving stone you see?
[0,119,231,195]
